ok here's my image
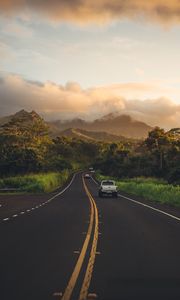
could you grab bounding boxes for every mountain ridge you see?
[51,113,153,138]
[0,110,153,139]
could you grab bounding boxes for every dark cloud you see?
[0,0,180,24]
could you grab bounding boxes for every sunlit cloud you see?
[0,1,180,25]
[0,74,180,129]
[2,20,33,37]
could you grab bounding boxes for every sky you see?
[0,0,180,129]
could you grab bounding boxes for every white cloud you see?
[0,74,180,129]
[135,68,145,76]
[2,21,33,38]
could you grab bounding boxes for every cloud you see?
[0,1,180,25]
[2,21,33,37]
[0,74,180,129]
[0,41,14,59]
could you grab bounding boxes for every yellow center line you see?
[61,176,95,300]
[79,178,99,300]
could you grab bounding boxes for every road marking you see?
[12,214,18,218]
[20,211,25,214]
[61,176,95,300]
[48,173,76,203]
[74,251,80,254]
[79,179,99,300]
[91,177,99,186]
[91,178,180,223]
[118,194,180,222]
[0,173,77,224]
[87,293,98,299]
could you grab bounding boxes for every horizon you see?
[0,108,154,125]
[0,1,180,129]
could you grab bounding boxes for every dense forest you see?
[0,111,179,185]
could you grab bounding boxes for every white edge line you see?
[90,176,99,186]
[91,177,180,222]
[0,173,78,223]
[118,193,180,222]
[47,173,76,202]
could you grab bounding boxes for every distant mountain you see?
[51,113,153,139]
[0,110,153,139]
[58,128,127,142]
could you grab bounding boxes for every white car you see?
[99,180,118,198]
[84,173,91,179]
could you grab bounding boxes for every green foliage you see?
[96,173,180,207]
[0,113,179,190]
[117,181,180,207]
[0,171,70,193]
[95,127,180,184]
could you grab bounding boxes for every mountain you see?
[51,113,153,139]
[58,128,127,142]
[0,110,153,139]
[0,109,42,125]
[0,110,47,134]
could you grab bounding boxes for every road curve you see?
[1,173,180,300]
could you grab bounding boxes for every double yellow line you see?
[61,176,99,300]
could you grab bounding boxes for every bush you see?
[96,174,180,207]
[0,170,71,193]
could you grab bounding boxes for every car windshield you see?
[102,181,114,185]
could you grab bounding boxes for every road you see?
[0,173,180,300]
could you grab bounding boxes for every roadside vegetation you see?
[96,174,180,207]
[0,171,71,193]
[0,112,179,195]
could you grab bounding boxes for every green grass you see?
[0,170,71,193]
[96,174,180,207]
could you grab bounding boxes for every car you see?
[89,167,95,173]
[84,173,91,179]
[98,180,118,198]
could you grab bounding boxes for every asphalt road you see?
[1,173,180,300]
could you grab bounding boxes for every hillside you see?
[51,113,153,139]
[0,110,152,139]
[58,128,127,142]
[0,110,43,126]
[0,110,48,138]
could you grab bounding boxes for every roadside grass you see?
[96,174,180,207]
[0,170,71,193]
